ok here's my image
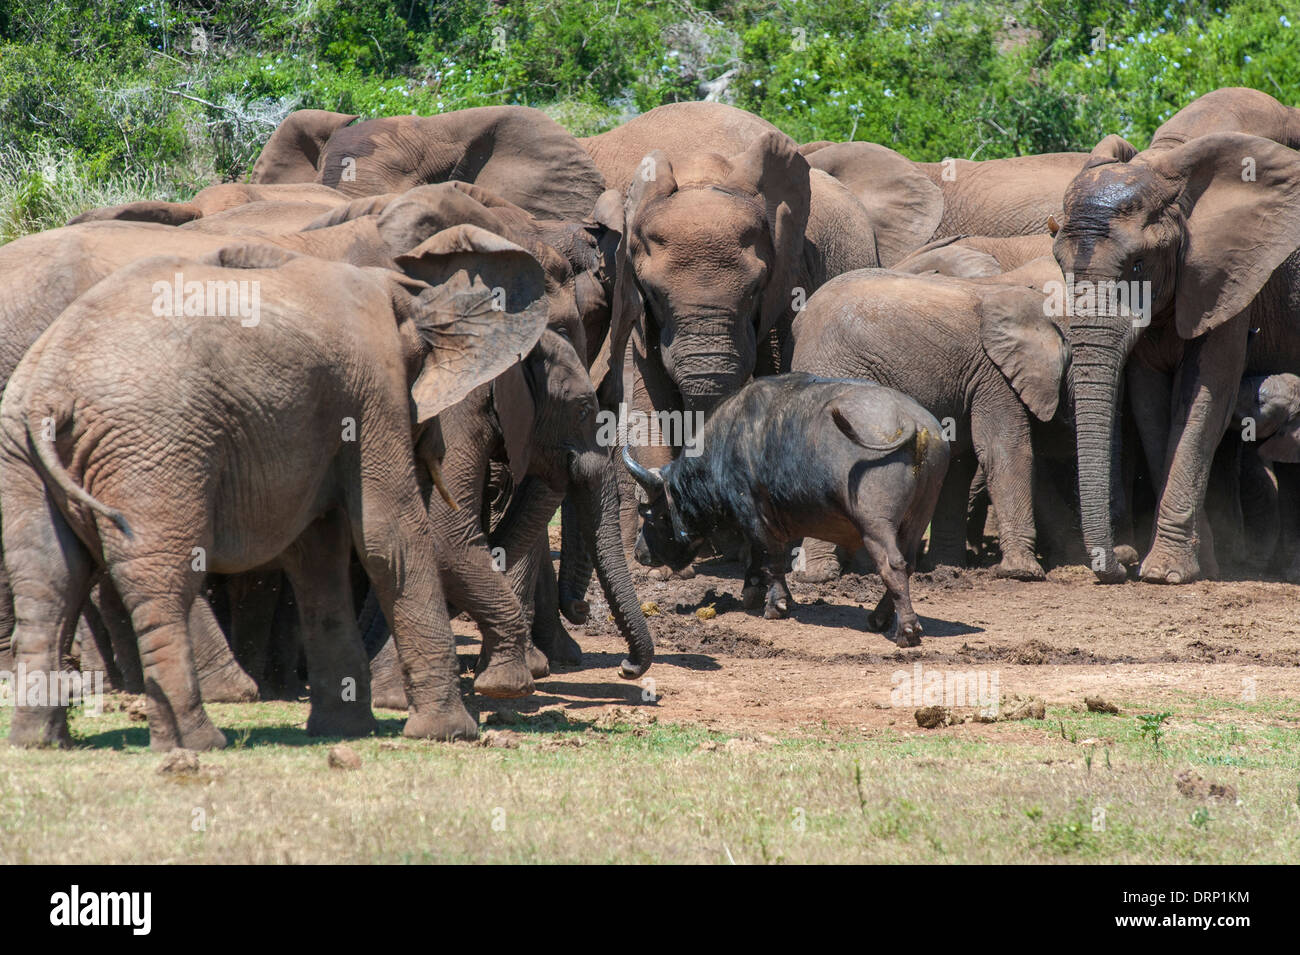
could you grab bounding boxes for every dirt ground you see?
[485,542,1300,734]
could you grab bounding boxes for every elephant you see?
[310,180,629,664]
[249,109,360,183]
[369,328,654,707]
[791,257,1073,581]
[0,187,547,706]
[896,234,1055,276]
[68,183,348,226]
[1050,131,1300,584]
[0,225,549,750]
[805,142,1087,265]
[1145,87,1300,153]
[599,128,882,561]
[1207,373,1300,575]
[253,106,606,223]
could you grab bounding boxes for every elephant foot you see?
[307,701,379,738]
[994,553,1046,581]
[895,618,923,647]
[649,564,695,581]
[197,662,259,703]
[473,659,535,699]
[1113,545,1140,567]
[150,715,227,753]
[403,703,478,742]
[793,556,841,584]
[1139,544,1201,584]
[536,622,582,667]
[8,707,72,749]
[525,642,551,679]
[369,638,408,710]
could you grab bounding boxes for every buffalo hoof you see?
[473,660,535,699]
[994,555,1046,581]
[8,708,72,749]
[403,704,478,742]
[741,580,765,610]
[896,620,923,647]
[307,705,380,738]
[525,643,551,679]
[763,594,790,619]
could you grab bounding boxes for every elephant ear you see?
[201,242,303,270]
[1258,420,1300,463]
[67,199,203,226]
[895,237,1002,278]
[395,224,549,423]
[1151,133,1300,339]
[302,193,400,230]
[249,109,358,184]
[724,131,812,337]
[1088,134,1139,165]
[599,151,678,408]
[490,361,537,482]
[979,285,1071,422]
[808,142,942,268]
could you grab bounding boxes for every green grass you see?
[1,694,1297,863]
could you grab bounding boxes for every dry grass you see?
[1,694,1297,864]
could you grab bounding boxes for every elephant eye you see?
[1130,259,1143,276]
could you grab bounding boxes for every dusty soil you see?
[467,547,1300,734]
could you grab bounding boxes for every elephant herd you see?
[1,86,1299,751]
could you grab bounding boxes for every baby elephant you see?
[623,373,949,645]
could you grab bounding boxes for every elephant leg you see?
[189,594,258,703]
[77,593,124,690]
[531,537,582,666]
[1204,438,1246,567]
[87,578,143,693]
[793,536,842,583]
[225,570,283,698]
[0,557,13,673]
[1276,464,1300,581]
[924,451,977,569]
[1238,451,1279,571]
[368,635,408,711]
[973,404,1044,581]
[265,579,306,700]
[281,511,377,737]
[1141,316,1248,583]
[104,549,224,752]
[1034,456,1087,568]
[966,465,991,559]
[346,467,477,741]
[2,469,95,748]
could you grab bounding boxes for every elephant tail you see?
[27,413,134,540]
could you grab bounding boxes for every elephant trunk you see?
[1069,316,1135,583]
[570,451,654,678]
[667,323,755,416]
[557,495,593,623]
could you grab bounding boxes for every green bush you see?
[1,0,1298,240]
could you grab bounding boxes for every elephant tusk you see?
[429,459,458,510]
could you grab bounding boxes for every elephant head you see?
[490,330,654,678]
[1051,132,1300,581]
[1238,373,1300,464]
[248,109,359,183]
[605,131,812,416]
